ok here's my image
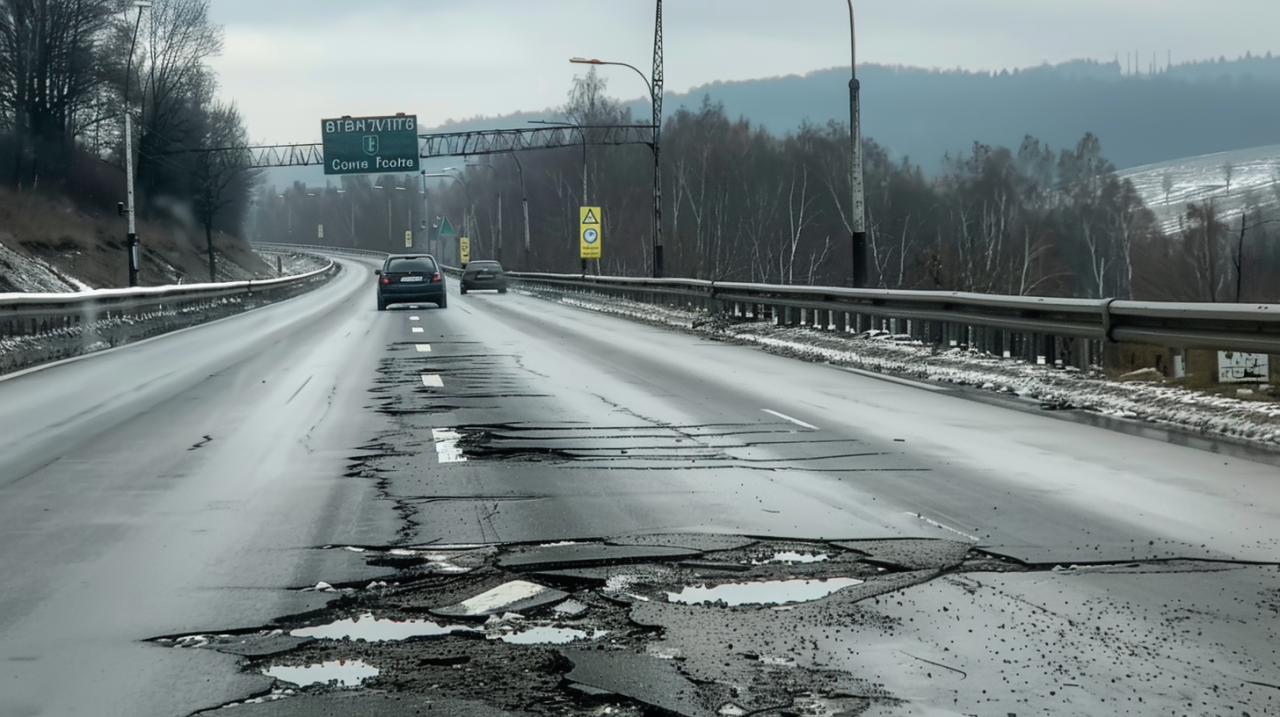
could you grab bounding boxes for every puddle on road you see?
[667,577,864,607]
[768,551,829,564]
[291,613,477,641]
[496,626,609,645]
[264,659,379,687]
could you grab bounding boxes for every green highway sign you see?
[321,114,420,175]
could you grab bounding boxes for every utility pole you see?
[651,0,665,278]
[122,1,151,287]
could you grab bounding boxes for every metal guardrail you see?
[505,272,1280,362]
[242,244,1280,362]
[255,243,388,260]
[0,261,337,341]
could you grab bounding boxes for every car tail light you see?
[431,272,441,283]
[381,276,390,285]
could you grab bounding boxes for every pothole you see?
[262,659,379,688]
[497,626,610,645]
[290,614,478,641]
[768,551,829,564]
[159,535,1007,716]
[664,577,865,607]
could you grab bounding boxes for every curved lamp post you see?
[570,56,661,277]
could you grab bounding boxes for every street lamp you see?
[335,188,357,245]
[505,153,532,262]
[570,56,662,277]
[122,0,151,287]
[373,184,407,253]
[276,193,294,243]
[465,161,502,263]
[422,172,467,263]
[846,1,868,288]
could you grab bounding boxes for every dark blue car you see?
[376,254,447,310]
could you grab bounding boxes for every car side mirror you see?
[375,269,382,275]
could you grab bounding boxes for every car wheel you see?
[377,297,387,311]
[437,295,448,309]
[460,286,468,295]
[498,288,508,294]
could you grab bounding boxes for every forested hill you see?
[427,55,1280,173]
[650,55,1280,171]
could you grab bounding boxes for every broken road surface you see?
[1,258,1278,716]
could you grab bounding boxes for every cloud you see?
[207,0,1280,143]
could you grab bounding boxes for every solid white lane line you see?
[412,327,424,333]
[421,374,444,388]
[835,366,949,392]
[762,409,819,431]
[907,512,981,542]
[432,428,467,464]
[415,344,432,353]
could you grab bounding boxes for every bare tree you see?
[0,0,114,184]
[782,166,815,284]
[132,0,223,208]
[192,101,255,281]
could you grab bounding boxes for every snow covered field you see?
[537,289,1280,451]
[1121,143,1280,234]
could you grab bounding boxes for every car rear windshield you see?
[386,258,436,273]
[466,261,502,272]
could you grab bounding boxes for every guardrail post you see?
[1072,338,1089,371]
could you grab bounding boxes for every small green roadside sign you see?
[322,114,420,175]
[436,216,456,238]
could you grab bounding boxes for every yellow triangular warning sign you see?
[582,209,599,225]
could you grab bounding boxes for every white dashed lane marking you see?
[410,316,420,321]
[762,409,819,431]
[421,374,444,388]
[415,344,432,353]
[907,512,981,542]
[412,327,424,334]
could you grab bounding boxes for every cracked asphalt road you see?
[1,256,1278,716]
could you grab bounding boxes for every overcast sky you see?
[207,0,1280,144]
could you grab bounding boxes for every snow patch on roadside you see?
[254,251,329,277]
[529,288,1280,449]
[0,240,83,292]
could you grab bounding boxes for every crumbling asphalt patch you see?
[158,534,1280,717]
[157,535,1000,716]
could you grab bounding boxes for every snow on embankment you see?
[546,291,1280,450]
[0,240,88,293]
